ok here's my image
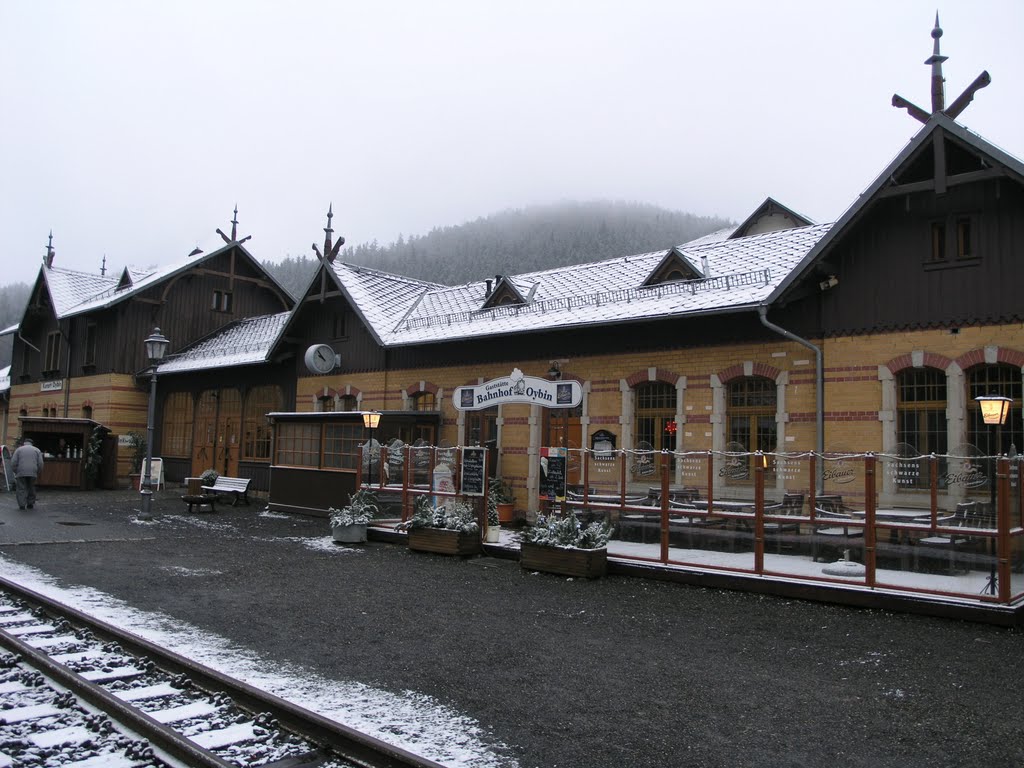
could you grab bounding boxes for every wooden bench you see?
[201,476,251,506]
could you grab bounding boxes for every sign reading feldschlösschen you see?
[453,368,583,411]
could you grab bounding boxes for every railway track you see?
[0,576,447,768]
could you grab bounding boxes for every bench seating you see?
[201,476,251,506]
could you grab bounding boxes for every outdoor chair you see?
[812,499,864,563]
[763,493,804,554]
[667,498,722,549]
[912,501,975,574]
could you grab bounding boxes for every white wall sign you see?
[453,368,582,411]
[40,379,64,392]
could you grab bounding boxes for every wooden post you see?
[864,454,877,585]
[997,456,1011,603]
[754,451,765,573]
[660,462,670,563]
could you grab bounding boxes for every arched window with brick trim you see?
[634,381,677,477]
[895,367,948,490]
[726,376,777,482]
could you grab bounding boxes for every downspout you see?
[757,305,824,492]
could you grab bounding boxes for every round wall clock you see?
[304,344,337,374]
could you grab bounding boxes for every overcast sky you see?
[2,1,1022,287]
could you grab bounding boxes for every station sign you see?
[453,368,582,411]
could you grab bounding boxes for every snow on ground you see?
[0,555,515,768]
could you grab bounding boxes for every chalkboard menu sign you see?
[539,447,567,501]
[460,447,487,496]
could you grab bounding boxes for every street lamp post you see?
[362,411,382,487]
[975,393,1011,596]
[139,327,170,521]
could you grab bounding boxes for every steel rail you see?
[0,575,448,768]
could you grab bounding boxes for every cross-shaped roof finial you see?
[892,16,990,124]
[312,204,346,263]
[216,204,252,245]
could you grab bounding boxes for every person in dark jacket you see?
[11,438,44,510]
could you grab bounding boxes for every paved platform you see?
[1,486,1023,768]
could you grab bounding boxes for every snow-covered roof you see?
[39,241,292,321]
[157,312,291,375]
[0,365,10,395]
[0,323,18,336]
[326,222,832,347]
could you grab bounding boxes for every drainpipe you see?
[757,305,824,492]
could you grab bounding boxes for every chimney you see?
[700,255,710,277]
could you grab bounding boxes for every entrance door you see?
[467,407,498,478]
[545,406,583,486]
[192,388,242,477]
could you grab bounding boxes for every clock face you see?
[304,344,336,374]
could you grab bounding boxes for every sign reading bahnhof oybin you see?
[454,368,583,411]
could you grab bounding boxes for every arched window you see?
[634,381,676,477]
[161,392,194,458]
[317,394,336,412]
[81,405,93,420]
[340,395,358,411]
[896,368,947,489]
[726,376,776,480]
[243,386,283,461]
[967,364,1022,455]
[412,392,436,411]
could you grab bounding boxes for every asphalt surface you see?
[1,488,1022,768]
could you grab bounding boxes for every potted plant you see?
[125,431,146,490]
[329,488,379,544]
[484,495,501,543]
[488,477,515,524]
[404,495,481,556]
[519,512,613,578]
[84,426,104,490]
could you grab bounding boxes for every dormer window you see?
[481,276,529,310]
[641,249,703,288]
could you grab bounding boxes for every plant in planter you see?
[125,431,146,489]
[405,495,481,556]
[328,488,379,544]
[84,426,104,488]
[488,477,515,524]
[519,513,613,578]
[485,493,501,543]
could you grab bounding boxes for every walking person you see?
[12,438,44,510]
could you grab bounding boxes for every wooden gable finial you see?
[311,204,346,264]
[101,254,106,276]
[892,15,990,124]
[216,204,252,245]
[926,13,948,114]
[43,231,55,268]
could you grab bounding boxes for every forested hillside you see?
[264,200,732,298]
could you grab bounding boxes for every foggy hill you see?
[265,200,732,297]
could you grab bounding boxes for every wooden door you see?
[192,388,242,477]
[545,406,583,486]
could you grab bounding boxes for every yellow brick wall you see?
[7,373,149,480]
[296,322,1023,510]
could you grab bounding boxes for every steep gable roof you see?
[769,114,1024,305]
[730,197,815,239]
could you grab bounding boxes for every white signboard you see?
[453,368,582,411]
[41,379,64,392]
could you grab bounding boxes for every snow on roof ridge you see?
[335,260,446,289]
[401,266,774,332]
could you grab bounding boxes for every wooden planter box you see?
[408,527,481,556]
[520,541,607,578]
[332,523,368,544]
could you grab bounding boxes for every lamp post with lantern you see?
[362,411,382,487]
[139,327,170,521]
[975,393,1011,596]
